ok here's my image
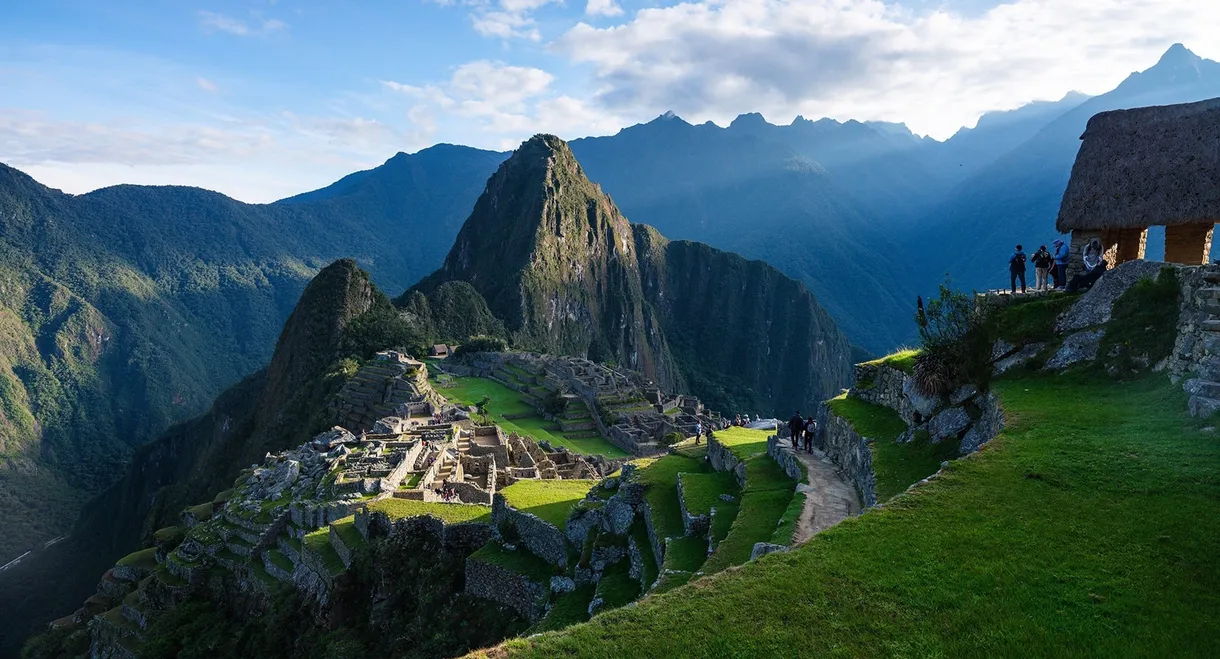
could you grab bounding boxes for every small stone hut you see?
[1056,97,1220,279]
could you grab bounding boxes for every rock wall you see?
[464,555,549,621]
[675,473,710,536]
[850,363,917,423]
[706,435,747,488]
[765,436,804,481]
[814,404,878,508]
[492,495,569,568]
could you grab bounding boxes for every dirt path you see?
[788,447,862,544]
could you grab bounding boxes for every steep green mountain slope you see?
[412,135,852,413]
[0,259,380,658]
[0,145,503,564]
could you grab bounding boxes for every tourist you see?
[804,416,816,453]
[1052,239,1070,289]
[694,420,702,445]
[788,412,804,449]
[705,423,715,444]
[1032,245,1053,292]
[1067,238,1108,293]
[1008,244,1027,294]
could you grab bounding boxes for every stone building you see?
[1056,97,1220,280]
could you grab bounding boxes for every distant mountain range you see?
[0,45,1217,645]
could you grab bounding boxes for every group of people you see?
[730,414,760,427]
[1008,238,1108,294]
[787,412,817,453]
[433,483,460,502]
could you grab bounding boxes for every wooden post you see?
[1165,223,1215,264]
[1103,227,1148,265]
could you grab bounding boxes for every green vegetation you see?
[331,516,366,552]
[636,450,712,541]
[678,472,739,517]
[1098,267,1181,373]
[827,393,954,502]
[366,498,492,525]
[302,528,345,576]
[992,295,1077,346]
[489,373,1220,658]
[435,375,627,457]
[628,521,658,588]
[469,542,555,583]
[769,491,806,545]
[404,472,423,489]
[860,348,920,373]
[661,536,708,573]
[266,549,294,574]
[499,480,597,529]
[592,561,640,612]
[153,526,185,545]
[702,488,796,575]
[708,500,739,547]
[116,548,158,570]
[712,427,771,459]
[530,586,595,634]
[185,502,214,521]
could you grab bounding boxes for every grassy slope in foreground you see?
[477,373,1220,658]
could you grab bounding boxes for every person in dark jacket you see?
[1031,245,1053,292]
[788,412,804,449]
[1009,244,1027,294]
[803,416,816,452]
[1052,239,1070,289]
[1067,238,1108,293]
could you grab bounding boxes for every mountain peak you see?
[1158,43,1200,66]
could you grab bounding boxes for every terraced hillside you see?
[472,372,1220,658]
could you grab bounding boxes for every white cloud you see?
[553,0,1220,139]
[196,77,218,92]
[198,10,287,37]
[472,11,541,41]
[383,60,623,148]
[585,0,623,17]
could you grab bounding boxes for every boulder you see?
[991,339,1017,361]
[601,497,635,536]
[902,377,941,418]
[950,384,978,406]
[550,576,576,594]
[1045,330,1104,371]
[749,543,790,561]
[926,407,970,442]
[994,343,1046,375]
[1056,260,1167,333]
[313,427,356,450]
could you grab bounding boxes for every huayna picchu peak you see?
[412,134,853,415]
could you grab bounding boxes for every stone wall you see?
[765,435,804,481]
[849,363,917,422]
[706,435,748,488]
[464,555,549,621]
[814,403,877,508]
[675,473,711,536]
[492,495,569,567]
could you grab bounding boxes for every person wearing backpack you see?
[1009,244,1028,294]
[1031,245,1053,292]
[1052,239,1070,289]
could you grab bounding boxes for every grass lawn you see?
[628,520,658,588]
[302,528,345,576]
[769,491,806,545]
[116,547,158,570]
[993,295,1078,346]
[700,488,795,575]
[827,393,954,502]
[266,548,294,574]
[331,515,366,551]
[678,471,739,517]
[530,585,596,634]
[499,480,597,529]
[436,375,628,457]
[636,450,713,542]
[708,500,739,547]
[469,541,555,583]
[860,348,920,373]
[711,428,771,459]
[366,498,492,525]
[478,372,1220,658]
[593,560,640,612]
[661,536,708,573]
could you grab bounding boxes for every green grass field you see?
[860,348,920,373]
[434,375,628,457]
[678,471,739,517]
[499,480,598,529]
[711,427,772,459]
[480,372,1220,658]
[637,449,713,542]
[365,498,492,525]
[469,541,555,583]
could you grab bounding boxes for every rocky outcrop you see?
[815,405,878,507]
[706,435,748,488]
[464,555,549,621]
[1045,329,1104,370]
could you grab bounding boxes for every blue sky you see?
[1,0,1217,202]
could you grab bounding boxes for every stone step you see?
[1200,287,1220,299]
[1205,272,1220,284]
[1203,320,1220,332]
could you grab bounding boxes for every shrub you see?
[913,281,992,396]
[453,335,508,357]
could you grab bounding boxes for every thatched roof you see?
[1056,97,1220,232]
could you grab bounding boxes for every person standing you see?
[695,420,702,444]
[1052,239,1070,290]
[1009,244,1028,294]
[804,416,816,453]
[788,412,804,449]
[1032,245,1053,292]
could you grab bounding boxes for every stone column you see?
[1165,223,1215,264]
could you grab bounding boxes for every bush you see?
[913,281,992,396]
[452,335,508,357]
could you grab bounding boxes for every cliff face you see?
[413,135,853,413]
[0,260,377,657]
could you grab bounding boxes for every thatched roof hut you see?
[1057,97,1220,232]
